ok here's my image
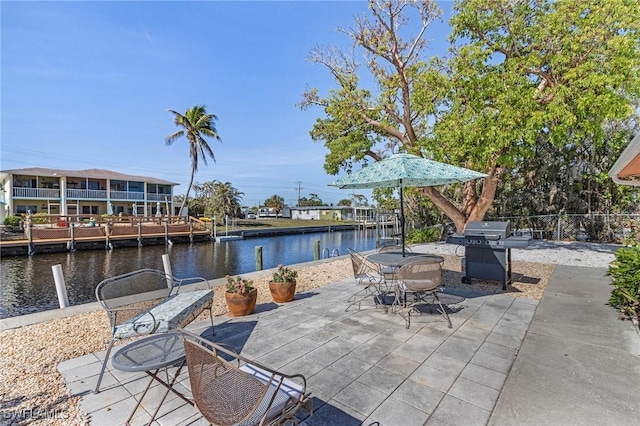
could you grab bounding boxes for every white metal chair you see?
[392,255,451,329]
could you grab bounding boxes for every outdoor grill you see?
[445,221,532,290]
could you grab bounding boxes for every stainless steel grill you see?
[445,221,531,290]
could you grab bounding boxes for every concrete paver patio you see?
[59,276,538,426]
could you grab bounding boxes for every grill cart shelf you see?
[446,221,531,290]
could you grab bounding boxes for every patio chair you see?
[375,244,413,280]
[346,248,387,311]
[392,256,451,329]
[94,269,214,393]
[180,330,312,426]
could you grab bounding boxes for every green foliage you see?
[226,275,254,295]
[303,0,640,226]
[3,215,22,230]
[608,239,640,321]
[298,193,323,207]
[264,195,285,214]
[271,264,298,283]
[405,226,441,245]
[166,104,222,216]
[31,212,49,224]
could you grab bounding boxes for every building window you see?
[128,181,144,192]
[16,205,38,214]
[82,206,99,215]
[110,180,126,191]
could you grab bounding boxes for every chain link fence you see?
[490,214,639,243]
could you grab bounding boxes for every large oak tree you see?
[302,0,640,231]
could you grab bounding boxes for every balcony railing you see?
[67,189,108,199]
[13,188,61,198]
[146,193,170,201]
[109,191,145,201]
[12,187,171,202]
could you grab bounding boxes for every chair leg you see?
[209,304,215,336]
[433,292,452,328]
[94,339,116,394]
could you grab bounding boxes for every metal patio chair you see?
[180,330,312,426]
[94,269,214,393]
[392,255,451,329]
[346,248,388,311]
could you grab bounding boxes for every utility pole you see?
[295,181,303,206]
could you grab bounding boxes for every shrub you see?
[406,225,441,244]
[608,238,640,322]
[3,215,22,230]
[31,212,49,224]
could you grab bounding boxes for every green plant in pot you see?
[225,275,257,316]
[269,264,298,303]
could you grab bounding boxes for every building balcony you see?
[67,189,109,200]
[108,190,145,201]
[12,188,61,199]
[12,187,171,202]
[146,193,170,201]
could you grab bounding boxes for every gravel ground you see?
[0,242,618,425]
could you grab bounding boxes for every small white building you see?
[290,206,376,221]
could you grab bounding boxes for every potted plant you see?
[269,264,298,303]
[225,275,257,316]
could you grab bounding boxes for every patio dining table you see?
[366,251,442,268]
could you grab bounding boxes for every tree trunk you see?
[421,168,502,233]
[178,168,196,217]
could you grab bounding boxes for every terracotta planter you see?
[268,280,296,303]
[225,288,257,316]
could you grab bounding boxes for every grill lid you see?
[463,221,510,239]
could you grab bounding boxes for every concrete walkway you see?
[57,265,639,425]
[490,265,640,425]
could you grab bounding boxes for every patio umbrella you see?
[329,153,488,255]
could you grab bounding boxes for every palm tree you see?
[264,194,285,216]
[166,104,221,216]
[212,181,244,219]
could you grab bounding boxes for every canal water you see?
[0,229,379,318]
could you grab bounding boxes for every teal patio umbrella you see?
[329,153,488,255]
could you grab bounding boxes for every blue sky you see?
[2,0,453,207]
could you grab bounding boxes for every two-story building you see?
[0,167,178,218]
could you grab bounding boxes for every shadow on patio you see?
[58,277,538,425]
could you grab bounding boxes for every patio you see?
[59,276,537,426]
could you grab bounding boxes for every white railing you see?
[146,193,170,201]
[109,191,145,200]
[13,187,60,198]
[66,189,108,199]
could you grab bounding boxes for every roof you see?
[0,167,179,186]
[609,133,640,186]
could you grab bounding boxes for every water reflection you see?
[0,229,378,318]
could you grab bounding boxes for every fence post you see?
[52,264,69,309]
[255,246,263,271]
[556,215,561,241]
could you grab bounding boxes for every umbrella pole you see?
[400,185,405,257]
